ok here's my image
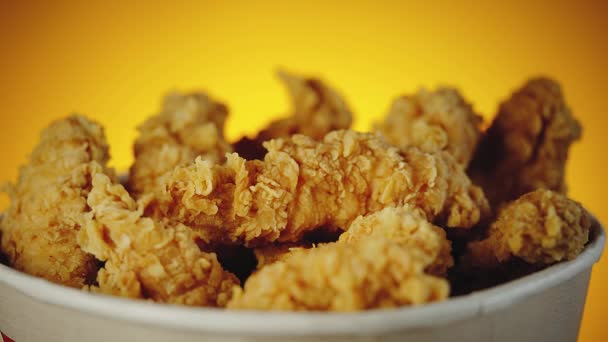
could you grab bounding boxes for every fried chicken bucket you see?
[0,73,601,341]
[0,217,603,342]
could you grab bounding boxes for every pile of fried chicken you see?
[0,72,591,311]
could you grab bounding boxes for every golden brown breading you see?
[227,237,449,311]
[464,189,590,269]
[468,78,582,207]
[129,92,231,196]
[233,71,352,160]
[339,206,453,276]
[0,116,111,288]
[376,88,483,166]
[78,173,239,306]
[152,130,489,246]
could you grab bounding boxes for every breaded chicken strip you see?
[464,189,590,269]
[468,78,582,206]
[227,237,449,311]
[78,173,239,306]
[0,116,111,288]
[339,206,453,276]
[376,88,483,166]
[153,130,489,246]
[233,71,352,160]
[129,92,231,196]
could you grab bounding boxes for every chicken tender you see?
[468,78,582,206]
[339,206,453,276]
[465,189,590,269]
[227,237,449,311]
[0,116,112,287]
[129,92,231,196]
[376,88,483,166]
[153,130,489,246]
[78,173,239,306]
[233,71,352,160]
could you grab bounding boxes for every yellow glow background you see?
[0,0,606,339]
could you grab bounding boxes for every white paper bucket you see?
[0,217,604,342]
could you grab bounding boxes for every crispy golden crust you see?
[468,78,582,206]
[465,189,590,268]
[376,88,483,166]
[78,174,239,306]
[129,92,231,196]
[0,116,111,288]
[339,206,453,276]
[233,71,352,160]
[152,130,488,246]
[227,237,449,311]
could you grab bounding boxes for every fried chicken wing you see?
[376,88,483,166]
[0,116,111,287]
[468,78,582,206]
[153,130,489,246]
[78,173,239,306]
[129,92,231,196]
[233,71,352,160]
[464,189,590,269]
[339,206,453,276]
[227,236,449,311]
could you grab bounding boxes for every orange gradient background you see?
[0,1,606,340]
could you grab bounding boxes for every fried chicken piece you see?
[233,71,352,160]
[464,189,590,269]
[129,92,231,196]
[375,88,483,166]
[153,130,489,246]
[339,206,453,276]
[78,173,239,306]
[227,237,449,311]
[0,116,111,288]
[468,78,582,207]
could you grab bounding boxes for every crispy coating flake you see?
[153,130,488,246]
[339,206,453,276]
[253,242,311,269]
[376,88,483,166]
[129,92,231,196]
[253,228,340,268]
[465,189,590,268]
[227,237,449,311]
[78,173,239,306]
[0,116,111,287]
[468,78,582,206]
[234,71,352,160]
